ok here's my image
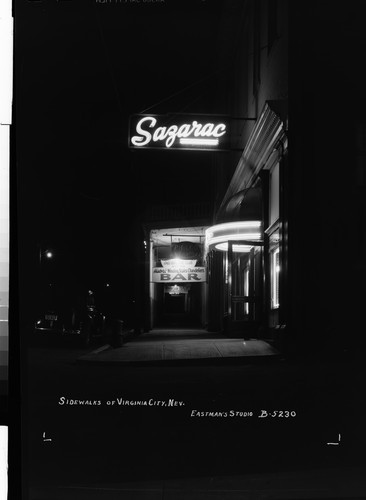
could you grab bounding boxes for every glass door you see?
[227,241,263,335]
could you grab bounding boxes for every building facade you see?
[138,0,366,357]
[205,0,289,343]
[204,0,366,355]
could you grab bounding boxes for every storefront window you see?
[269,163,280,225]
[268,163,280,311]
[271,247,280,309]
[267,225,280,310]
[244,267,249,314]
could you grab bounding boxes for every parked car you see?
[34,286,106,347]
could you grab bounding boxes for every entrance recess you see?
[205,221,264,337]
[161,283,202,327]
[149,226,208,329]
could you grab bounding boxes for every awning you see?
[218,186,262,223]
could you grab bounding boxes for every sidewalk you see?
[77,328,281,365]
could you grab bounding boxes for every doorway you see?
[158,283,202,327]
[224,241,263,337]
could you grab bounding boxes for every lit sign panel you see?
[161,259,197,268]
[129,114,230,151]
[152,266,206,283]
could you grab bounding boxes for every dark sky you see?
[15,0,235,289]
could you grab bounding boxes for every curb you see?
[88,344,112,355]
[76,352,283,367]
[109,328,137,348]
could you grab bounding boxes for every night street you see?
[24,334,366,498]
[9,0,366,498]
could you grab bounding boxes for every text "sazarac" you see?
[131,116,227,148]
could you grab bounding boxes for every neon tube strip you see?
[208,234,262,246]
[208,221,262,231]
[180,138,219,146]
[215,243,253,252]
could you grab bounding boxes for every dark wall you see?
[288,1,366,354]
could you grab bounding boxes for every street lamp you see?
[39,248,54,262]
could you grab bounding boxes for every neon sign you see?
[205,221,263,252]
[129,114,230,151]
